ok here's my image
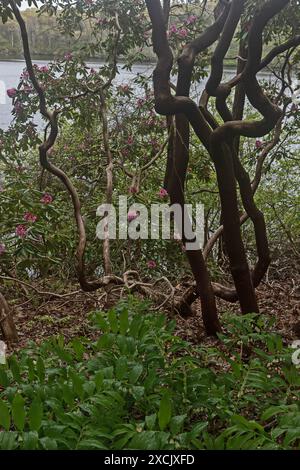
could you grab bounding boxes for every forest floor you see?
[6,263,300,352]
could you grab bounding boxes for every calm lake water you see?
[0,59,273,130]
[0,59,154,129]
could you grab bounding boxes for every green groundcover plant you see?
[0,297,299,450]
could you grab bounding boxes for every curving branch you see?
[202,0,289,308]
[146,0,230,334]
[203,112,285,261]
[10,1,122,292]
[146,0,293,317]
[206,0,245,96]
[259,35,300,70]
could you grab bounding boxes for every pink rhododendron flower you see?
[129,186,138,194]
[15,225,27,238]
[147,260,156,269]
[7,88,17,98]
[97,18,108,25]
[24,212,38,223]
[158,188,168,198]
[41,193,53,204]
[39,65,49,73]
[169,24,178,35]
[137,98,145,107]
[0,243,6,255]
[127,210,138,222]
[119,84,130,93]
[178,28,188,38]
[64,52,73,61]
[186,15,197,25]
[21,70,29,79]
[255,139,263,149]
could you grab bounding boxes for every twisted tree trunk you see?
[145,0,292,332]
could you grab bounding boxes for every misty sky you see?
[20,1,42,10]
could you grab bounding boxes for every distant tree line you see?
[0,7,140,60]
[0,3,220,61]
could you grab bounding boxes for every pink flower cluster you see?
[129,186,138,194]
[39,65,49,73]
[15,225,27,238]
[41,193,53,204]
[168,25,188,38]
[64,52,73,61]
[169,24,178,35]
[178,28,188,38]
[24,212,38,223]
[21,70,29,79]
[147,260,156,269]
[186,15,197,25]
[127,210,138,222]
[158,188,168,199]
[15,213,38,239]
[12,194,54,241]
[7,88,17,99]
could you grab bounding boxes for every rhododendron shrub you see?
[0,158,76,277]
[0,0,220,287]
[0,1,299,339]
